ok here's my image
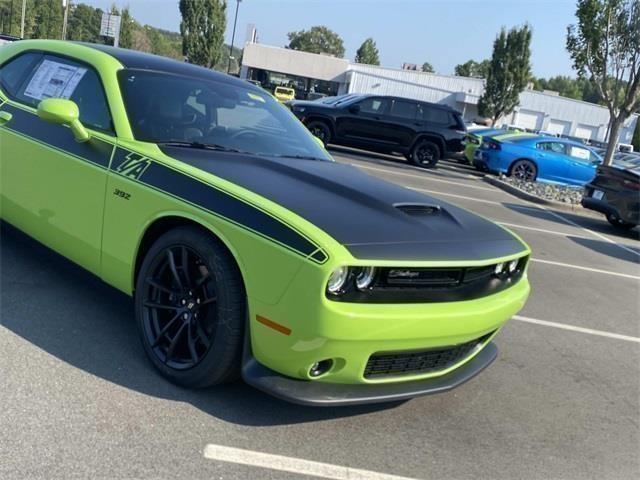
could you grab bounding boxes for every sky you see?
[81,0,580,78]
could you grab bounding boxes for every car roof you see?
[76,42,261,92]
[344,93,457,112]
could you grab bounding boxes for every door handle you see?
[0,111,13,126]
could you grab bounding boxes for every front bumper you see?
[242,341,498,406]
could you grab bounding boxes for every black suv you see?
[287,94,466,167]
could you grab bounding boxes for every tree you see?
[354,37,379,65]
[455,59,491,78]
[287,26,345,58]
[179,0,227,68]
[533,75,583,99]
[422,62,434,73]
[118,6,135,49]
[567,0,640,166]
[67,3,103,43]
[478,25,532,125]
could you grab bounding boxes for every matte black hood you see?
[162,147,527,261]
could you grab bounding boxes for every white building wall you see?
[242,43,349,82]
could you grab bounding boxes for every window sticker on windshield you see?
[570,146,590,160]
[247,92,266,103]
[23,59,87,101]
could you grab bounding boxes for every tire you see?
[510,159,537,182]
[606,213,636,230]
[135,226,246,388]
[306,120,332,146]
[410,140,440,168]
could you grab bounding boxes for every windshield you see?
[118,70,331,160]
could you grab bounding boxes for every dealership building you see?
[240,42,639,145]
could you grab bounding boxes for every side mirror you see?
[348,104,360,114]
[37,98,90,143]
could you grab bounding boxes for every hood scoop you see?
[394,203,442,217]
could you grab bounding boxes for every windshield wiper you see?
[157,141,244,153]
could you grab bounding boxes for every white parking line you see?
[354,163,495,192]
[408,187,504,205]
[498,222,594,240]
[513,315,640,343]
[529,258,640,280]
[203,444,420,480]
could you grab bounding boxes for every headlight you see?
[494,262,505,275]
[293,106,306,113]
[327,266,349,294]
[508,260,518,273]
[355,267,376,290]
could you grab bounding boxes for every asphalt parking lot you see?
[1,147,639,480]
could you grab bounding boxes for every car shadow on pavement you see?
[0,224,401,426]
[568,236,640,264]
[501,202,640,241]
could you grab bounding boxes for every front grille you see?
[363,332,494,379]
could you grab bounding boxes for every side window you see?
[537,142,567,155]
[567,145,592,163]
[15,55,113,133]
[419,105,451,125]
[358,97,388,115]
[0,52,43,97]
[390,100,418,120]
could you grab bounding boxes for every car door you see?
[386,99,419,148]
[534,141,569,182]
[564,143,598,185]
[335,97,395,146]
[0,52,115,274]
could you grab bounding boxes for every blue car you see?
[476,136,602,186]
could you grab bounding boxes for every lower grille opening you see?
[363,331,494,379]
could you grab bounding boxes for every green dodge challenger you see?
[0,40,531,406]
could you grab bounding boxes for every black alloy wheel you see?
[306,121,331,146]
[411,140,440,167]
[135,226,245,388]
[510,160,537,182]
[606,213,636,230]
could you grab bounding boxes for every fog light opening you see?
[309,359,333,378]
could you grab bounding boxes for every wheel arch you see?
[410,134,446,156]
[304,115,336,137]
[131,213,247,295]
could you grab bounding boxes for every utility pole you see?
[227,0,241,74]
[62,0,70,40]
[19,0,26,38]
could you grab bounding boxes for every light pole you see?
[19,0,26,38]
[62,0,70,40]
[227,0,241,74]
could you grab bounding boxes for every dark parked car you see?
[287,94,466,167]
[582,156,640,230]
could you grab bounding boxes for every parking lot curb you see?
[483,176,587,214]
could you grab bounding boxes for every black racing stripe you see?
[0,103,113,168]
[111,148,322,260]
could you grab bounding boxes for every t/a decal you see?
[115,152,151,180]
